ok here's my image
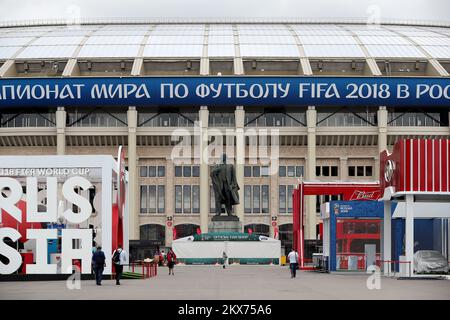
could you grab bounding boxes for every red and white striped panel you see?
[382,139,450,193]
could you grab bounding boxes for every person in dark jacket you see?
[166,249,177,275]
[92,246,106,285]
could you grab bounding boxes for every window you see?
[148,185,156,213]
[148,166,156,177]
[279,166,286,177]
[175,185,182,213]
[261,166,269,177]
[192,165,200,177]
[252,166,260,177]
[357,166,364,177]
[279,185,286,213]
[157,185,165,213]
[261,185,269,213]
[183,166,191,177]
[280,185,294,214]
[322,166,330,176]
[287,166,295,177]
[252,185,260,213]
[244,185,252,213]
[316,166,321,176]
[331,166,338,177]
[287,185,293,213]
[210,185,216,213]
[348,165,373,177]
[157,166,165,177]
[296,166,304,177]
[348,166,356,177]
[192,185,200,213]
[175,166,182,177]
[183,185,191,213]
[140,166,148,177]
[141,185,165,214]
[140,185,147,213]
[244,166,252,177]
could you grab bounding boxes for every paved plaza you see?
[1,265,449,300]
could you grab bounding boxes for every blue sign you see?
[0,76,449,107]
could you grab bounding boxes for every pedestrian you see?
[287,248,299,279]
[92,246,106,285]
[112,245,127,285]
[222,251,228,269]
[167,248,177,275]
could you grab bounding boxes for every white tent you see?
[172,234,281,265]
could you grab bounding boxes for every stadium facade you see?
[0,19,449,259]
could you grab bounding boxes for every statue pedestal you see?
[209,215,241,233]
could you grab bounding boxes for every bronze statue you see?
[210,154,240,216]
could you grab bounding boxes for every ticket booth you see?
[321,201,384,272]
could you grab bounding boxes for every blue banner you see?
[0,76,449,107]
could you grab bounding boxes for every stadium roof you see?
[0,21,449,60]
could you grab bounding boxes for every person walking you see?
[92,246,106,285]
[222,251,228,269]
[166,249,177,275]
[287,248,299,279]
[112,245,127,285]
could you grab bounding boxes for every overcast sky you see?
[0,0,448,23]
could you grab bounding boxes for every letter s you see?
[0,227,22,274]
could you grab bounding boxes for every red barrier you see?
[126,262,158,279]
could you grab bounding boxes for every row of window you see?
[175,165,200,177]
[140,185,165,214]
[140,164,373,179]
[316,166,339,177]
[348,166,373,177]
[175,185,200,214]
[244,165,304,177]
[244,185,270,214]
[140,166,166,177]
[1,111,443,128]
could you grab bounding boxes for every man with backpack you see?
[112,245,127,285]
[287,248,299,279]
[92,246,106,285]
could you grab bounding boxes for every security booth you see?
[320,200,384,272]
[380,139,450,277]
[0,149,129,277]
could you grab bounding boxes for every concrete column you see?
[405,194,414,276]
[199,106,210,233]
[235,106,245,231]
[56,107,66,155]
[127,107,139,240]
[339,157,348,181]
[382,201,392,275]
[306,106,317,239]
[377,106,388,181]
[165,157,174,247]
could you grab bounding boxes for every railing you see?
[138,113,198,127]
[378,260,412,278]
[67,112,127,127]
[128,262,158,279]
[336,253,382,270]
[0,113,56,127]
[317,112,377,127]
[245,112,305,127]
[388,112,441,127]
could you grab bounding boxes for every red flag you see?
[248,228,253,234]
[173,227,177,240]
[196,227,201,235]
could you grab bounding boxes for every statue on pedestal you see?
[210,154,240,217]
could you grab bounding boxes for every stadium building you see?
[0,19,449,260]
